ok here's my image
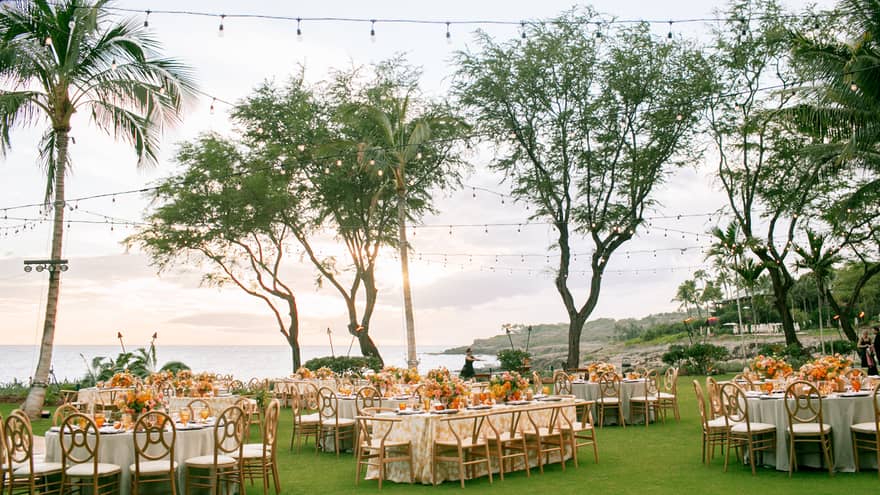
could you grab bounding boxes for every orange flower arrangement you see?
[750,355,793,380]
[798,354,853,381]
[489,371,530,401]
[423,368,468,406]
[116,387,162,415]
[587,362,615,376]
[106,371,138,388]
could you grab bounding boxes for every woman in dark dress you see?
[460,348,479,379]
[858,330,872,368]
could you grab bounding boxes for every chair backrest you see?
[525,403,562,435]
[0,412,5,470]
[213,406,246,461]
[484,409,522,440]
[705,377,721,419]
[663,368,678,394]
[299,382,320,410]
[643,370,659,396]
[599,372,621,399]
[719,382,750,428]
[732,373,755,391]
[783,380,824,427]
[53,404,79,427]
[355,386,381,415]
[259,399,280,458]
[317,387,341,422]
[692,380,710,431]
[187,398,212,418]
[554,372,572,395]
[133,410,175,475]
[440,412,487,446]
[4,412,35,473]
[60,413,100,471]
[531,371,543,393]
[355,415,401,448]
[872,384,880,432]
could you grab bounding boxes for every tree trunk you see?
[287,298,301,371]
[825,289,858,342]
[288,332,301,371]
[766,268,800,347]
[22,130,69,419]
[565,314,588,370]
[348,322,384,366]
[396,190,418,370]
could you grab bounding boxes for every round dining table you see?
[44,422,219,495]
[572,378,647,424]
[745,391,878,472]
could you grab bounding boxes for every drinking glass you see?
[180,409,191,426]
[852,379,862,392]
[94,412,105,428]
[200,408,210,421]
[398,402,407,411]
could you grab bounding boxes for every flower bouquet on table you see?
[587,362,615,382]
[382,366,422,385]
[367,372,395,396]
[116,387,162,417]
[798,354,853,392]
[294,367,313,379]
[423,371,469,409]
[107,370,138,388]
[489,371,530,402]
[750,355,793,380]
[173,370,194,396]
[315,367,335,380]
[146,370,173,390]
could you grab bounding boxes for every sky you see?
[0,0,829,352]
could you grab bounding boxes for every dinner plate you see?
[537,396,563,402]
[395,410,423,416]
[505,400,532,406]
[840,391,871,397]
[466,405,492,410]
[430,409,460,415]
[571,380,587,384]
[176,423,206,430]
[99,426,124,434]
[391,396,411,400]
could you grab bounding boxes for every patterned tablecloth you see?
[746,393,878,472]
[366,399,577,484]
[572,379,647,424]
[166,395,243,415]
[45,424,217,495]
[76,387,133,410]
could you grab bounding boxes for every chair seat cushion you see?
[12,462,62,475]
[851,422,878,434]
[130,460,178,474]
[707,417,728,429]
[232,449,265,459]
[730,422,775,434]
[791,423,831,435]
[298,413,320,424]
[630,395,659,402]
[66,463,121,476]
[596,397,619,404]
[484,431,523,442]
[184,455,237,467]
[321,417,355,426]
[561,421,593,431]
[361,439,410,450]
[657,392,676,399]
[435,438,486,448]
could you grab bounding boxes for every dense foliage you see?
[302,356,382,374]
[496,349,531,371]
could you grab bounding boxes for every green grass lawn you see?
[3,377,878,495]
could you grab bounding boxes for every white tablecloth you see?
[76,388,132,409]
[746,394,877,472]
[166,396,242,414]
[45,425,216,495]
[572,379,646,424]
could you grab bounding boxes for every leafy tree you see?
[497,349,531,371]
[707,0,831,348]
[794,230,843,342]
[455,10,714,368]
[330,60,469,367]
[673,280,699,317]
[733,258,765,332]
[0,0,195,417]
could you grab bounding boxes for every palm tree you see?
[734,258,766,334]
[707,223,747,336]
[794,229,845,345]
[673,279,698,317]
[0,0,195,417]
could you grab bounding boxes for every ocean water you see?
[0,345,499,384]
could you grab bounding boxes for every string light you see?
[45,36,52,46]
[209,98,216,114]
[667,21,673,39]
[144,9,150,28]
[446,22,452,43]
[218,14,225,36]
[520,21,526,39]
[370,19,376,42]
[296,18,303,40]
[297,144,306,152]
[851,82,858,92]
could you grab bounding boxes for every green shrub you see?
[821,339,857,355]
[661,345,688,368]
[497,349,531,371]
[160,361,191,373]
[302,356,382,374]
[664,343,729,375]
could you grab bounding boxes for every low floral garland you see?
[798,354,853,382]
[750,355,793,380]
[587,362,615,377]
[489,371,530,401]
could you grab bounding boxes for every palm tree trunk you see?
[22,130,69,418]
[396,190,418,369]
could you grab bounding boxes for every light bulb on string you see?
[218,15,225,37]
[297,144,306,152]
[370,20,376,42]
[667,21,673,39]
[369,159,375,165]
[45,36,52,46]
[377,169,383,177]
[851,82,858,92]
[335,159,342,167]
[415,152,422,160]
[143,10,150,28]
[520,21,526,39]
[210,98,216,114]
[111,59,117,71]
[446,22,452,44]
[296,18,303,41]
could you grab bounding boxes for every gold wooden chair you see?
[52,404,79,427]
[523,403,567,474]
[720,382,775,475]
[186,398,213,420]
[596,372,625,428]
[852,384,880,477]
[705,376,723,419]
[237,399,281,495]
[531,371,543,394]
[183,405,246,495]
[234,396,262,434]
[355,415,413,488]
[658,367,680,421]
[355,386,384,416]
[732,373,757,392]
[1,412,5,494]
[316,387,356,456]
[693,380,726,464]
[560,399,598,467]
[553,371,572,395]
[4,412,62,495]
[288,384,320,453]
[630,370,660,427]
[60,413,121,495]
[783,380,833,477]
[483,408,530,480]
[432,413,492,487]
[131,411,177,495]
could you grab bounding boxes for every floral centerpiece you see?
[587,362,615,381]
[173,370,194,395]
[294,367,313,379]
[489,371,530,402]
[315,367,335,380]
[367,371,394,395]
[145,370,173,390]
[107,371,138,388]
[750,355,793,380]
[423,370,469,408]
[382,366,421,384]
[798,354,853,383]
[115,387,162,415]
